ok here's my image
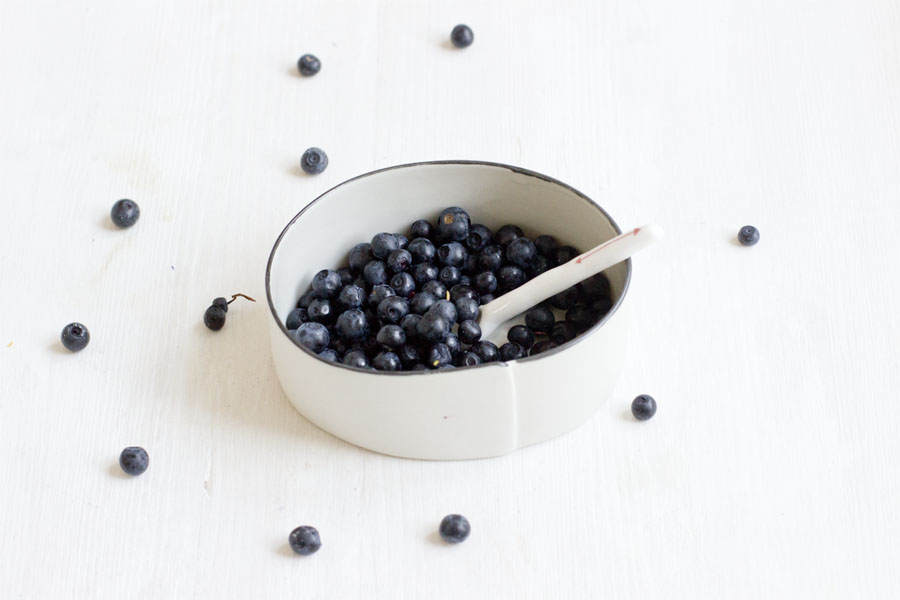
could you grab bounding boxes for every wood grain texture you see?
[2,0,900,597]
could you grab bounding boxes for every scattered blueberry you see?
[295,322,330,353]
[466,224,493,252]
[478,293,494,305]
[60,322,90,351]
[411,262,439,285]
[428,299,458,324]
[428,343,453,368]
[457,319,482,344]
[376,324,406,349]
[212,297,229,312]
[457,351,482,367]
[494,224,523,247]
[335,309,369,342]
[394,234,409,249]
[363,260,388,286]
[507,325,534,349]
[289,525,322,555]
[439,514,471,543]
[286,307,308,330]
[373,351,402,371]
[499,342,526,361]
[454,297,480,322]
[203,305,226,331]
[390,272,416,298]
[550,321,577,345]
[525,306,555,333]
[297,54,321,76]
[738,225,760,246]
[496,265,525,291]
[336,267,354,286]
[478,245,505,272]
[348,243,374,271]
[318,348,340,362]
[368,284,396,309]
[553,245,579,265]
[300,147,328,175]
[378,296,410,324]
[435,207,470,243]
[421,280,448,300]
[410,219,432,239]
[527,254,552,277]
[506,237,536,268]
[444,333,462,356]
[566,305,597,331]
[338,284,367,309]
[400,314,422,340]
[472,340,499,363]
[371,233,400,259]
[449,284,478,303]
[397,344,421,368]
[416,311,449,342]
[579,272,610,299]
[534,234,557,256]
[550,286,580,310]
[342,349,370,369]
[529,340,558,356]
[307,298,334,323]
[119,446,149,476]
[311,269,342,298]
[409,291,438,315]
[387,249,412,273]
[631,394,657,420]
[110,199,140,228]
[450,25,474,48]
[407,238,436,264]
[437,242,467,268]
[439,266,462,287]
[473,271,498,294]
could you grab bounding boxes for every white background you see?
[2,0,899,598]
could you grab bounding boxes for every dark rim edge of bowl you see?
[265,159,632,376]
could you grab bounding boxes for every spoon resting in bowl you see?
[477,223,664,339]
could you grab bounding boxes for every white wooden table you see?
[2,0,899,597]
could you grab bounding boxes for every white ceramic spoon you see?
[477,224,664,339]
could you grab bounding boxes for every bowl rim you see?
[265,159,632,376]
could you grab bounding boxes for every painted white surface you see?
[1,0,899,598]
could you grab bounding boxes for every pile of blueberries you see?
[286,207,614,372]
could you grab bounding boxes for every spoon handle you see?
[477,224,663,338]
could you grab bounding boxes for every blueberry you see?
[368,284,396,309]
[362,334,382,356]
[311,269,342,298]
[438,266,462,288]
[371,232,400,259]
[454,297,480,322]
[60,322,90,351]
[458,274,472,288]
[307,298,334,323]
[394,234,409,249]
[527,254,552,278]
[119,446,149,476]
[300,147,328,174]
[437,242,467,268]
[444,333,462,356]
[410,219,432,239]
[579,272,610,299]
[407,238,436,264]
[288,525,321,555]
[457,351,482,367]
[378,296,409,324]
[550,286,580,310]
[738,225,760,246]
[473,271,498,294]
[318,348,340,362]
[285,307,308,330]
[499,342,526,361]
[295,322,330,353]
[463,253,479,275]
[376,324,406,349]
[329,337,352,355]
[529,340,558,356]
[457,319,482,344]
[400,314,422,340]
[110,199,140,228]
[550,321,577,345]
[478,293,494,305]
[297,54,321,76]
[450,24,474,48]
[590,296,613,316]
[566,305,597,331]
[631,394,657,420]
[342,349,370,369]
[397,344,421,368]
[466,224,493,252]
[494,224,523,247]
[297,290,317,309]
[349,243,374,272]
[435,207,470,243]
[507,325,534,349]
[411,263,439,286]
[439,514,471,543]
[335,309,369,342]
[428,343,453,368]
[506,237,536,268]
[363,260,388,286]
[525,306,555,333]
[534,234,557,256]
[410,291,438,315]
[338,284,367,309]
[387,249,412,273]
[390,272,416,298]
[428,299,458,324]
[421,280,448,300]
[496,265,525,291]
[473,340,499,363]
[554,245,579,265]
[212,297,229,312]
[373,351,401,371]
[478,245,505,272]
[203,305,226,331]
[449,284,478,303]
[416,311,449,342]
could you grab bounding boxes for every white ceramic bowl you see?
[266,161,631,460]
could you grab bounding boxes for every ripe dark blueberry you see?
[473,340,499,363]
[550,321,578,345]
[494,224,523,247]
[409,292,437,315]
[439,266,462,287]
[457,319,482,344]
[119,446,149,476]
[444,333,462,356]
[397,344,421,368]
[466,224,493,252]
[632,394,657,420]
[449,284,478,303]
[479,293,494,305]
[297,53,321,76]
[390,272,416,298]
[329,337,352,355]
[410,219,432,239]
[499,342,526,361]
[527,254,552,278]
[318,348,340,362]
[497,265,526,291]
[411,262,439,285]
[297,290,317,309]
[590,296,613,316]
[362,334,381,356]
[525,306,555,333]
[338,284,367,309]
[307,298,334,323]
[416,311,449,342]
[60,322,90,351]
[566,305,597,331]
[458,274,472,288]
[349,243,375,272]
[300,147,328,174]
[368,284,396,309]
[373,351,401,371]
[534,234,558,257]
[579,272,611,299]
[212,297,229,312]
[311,269,342,298]
[507,325,534,349]
[295,322,330,353]
[454,297,480,322]
[428,299,458,324]
[421,280,448,300]
[437,242,467,268]
[352,277,368,293]
[204,305,226,331]
[342,349,370,369]
[288,525,322,555]
[110,199,140,228]
[550,286,580,310]
[371,232,400,259]
[394,234,409,249]
[376,324,406,349]
[378,296,409,324]
[407,238,436,264]
[450,24,474,48]
[285,307,308,330]
[530,340,558,356]
[738,225,760,246]
[387,249,412,273]
[427,343,453,368]
[463,254,479,275]
[457,351,482,367]
[554,245,579,265]
[478,245,505,272]
[363,260,389,286]
[473,271,498,294]
[435,207,470,243]
[400,314,422,341]
[335,309,369,342]
[506,237,536,268]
